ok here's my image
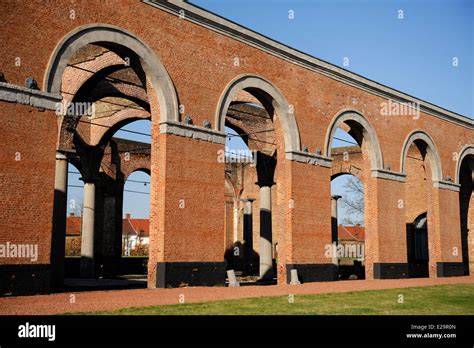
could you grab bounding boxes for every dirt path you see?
[1,276,473,315]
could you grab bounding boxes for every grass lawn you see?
[82,284,474,315]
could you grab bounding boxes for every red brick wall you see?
[0,1,471,170]
[0,103,57,264]
[148,132,225,285]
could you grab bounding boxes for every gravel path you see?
[1,276,473,315]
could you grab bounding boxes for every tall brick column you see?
[365,175,408,280]
[283,154,337,284]
[148,125,227,288]
[430,186,464,277]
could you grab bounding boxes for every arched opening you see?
[330,128,366,280]
[49,24,173,291]
[325,110,383,171]
[121,169,150,286]
[218,76,295,284]
[458,148,474,275]
[401,131,442,278]
[104,119,152,287]
[223,126,251,276]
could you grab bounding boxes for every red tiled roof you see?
[122,218,149,237]
[66,216,82,236]
[338,225,365,241]
[66,215,149,237]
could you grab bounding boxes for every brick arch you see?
[330,147,364,181]
[91,109,151,146]
[124,168,151,182]
[224,177,237,198]
[455,145,474,185]
[324,109,384,171]
[215,74,301,153]
[87,79,149,107]
[400,130,443,183]
[44,23,179,127]
[61,51,127,105]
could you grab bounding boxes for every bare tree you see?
[73,202,83,217]
[340,176,364,226]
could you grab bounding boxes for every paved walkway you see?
[1,276,473,315]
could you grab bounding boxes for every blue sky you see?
[192,0,473,117]
[68,0,473,222]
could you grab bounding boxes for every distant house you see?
[65,213,82,256]
[337,225,365,265]
[66,213,82,237]
[65,213,149,256]
[338,225,365,242]
[122,213,149,256]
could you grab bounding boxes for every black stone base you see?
[408,262,429,278]
[155,262,226,288]
[437,262,465,277]
[0,264,51,296]
[286,264,338,283]
[373,263,409,279]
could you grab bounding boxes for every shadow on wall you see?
[65,256,148,278]
[224,242,260,276]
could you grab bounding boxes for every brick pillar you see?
[365,176,408,279]
[283,160,336,284]
[430,186,464,277]
[148,132,226,288]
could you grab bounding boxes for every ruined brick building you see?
[0,0,472,295]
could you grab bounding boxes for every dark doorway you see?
[407,213,429,278]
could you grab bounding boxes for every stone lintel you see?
[159,120,226,144]
[433,180,461,192]
[0,82,62,110]
[371,169,406,182]
[286,150,332,168]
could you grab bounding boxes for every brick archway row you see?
[0,4,471,296]
[20,23,471,184]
